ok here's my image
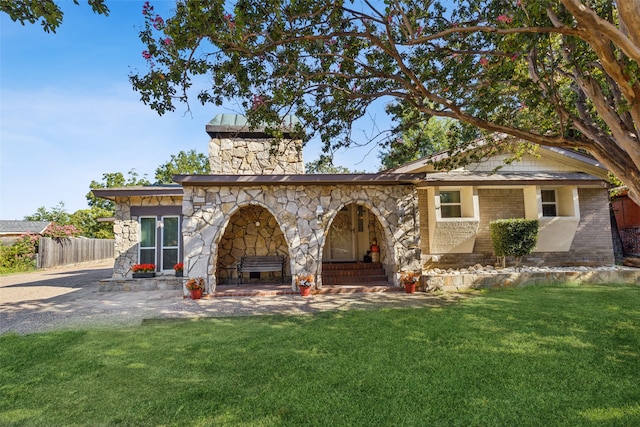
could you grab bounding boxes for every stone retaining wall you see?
[98,276,183,292]
[425,268,640,292]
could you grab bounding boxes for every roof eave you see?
[173,173,425,186]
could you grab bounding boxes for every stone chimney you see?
[206,114,304,175]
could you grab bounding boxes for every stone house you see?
[93,115,614,293]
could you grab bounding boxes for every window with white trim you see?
[138,215,181,271]
[440,191,462,218]
[139,217,157,265]
[541,189,558,217]
[161,216,180,271]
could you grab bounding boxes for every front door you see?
[324,205,370,262]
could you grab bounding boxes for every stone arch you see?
[318,198,398,287]
[212,201,292,288]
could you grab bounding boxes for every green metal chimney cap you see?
[206,114,301,138]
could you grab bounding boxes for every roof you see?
[91,169,607,201]
[0,220,51,235]
[206,114,302,138]
[416,171,607,187]
[91,184,184,200]
[173,173,425,186]
[389,137,607,178]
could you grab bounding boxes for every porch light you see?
[316,205,324,223]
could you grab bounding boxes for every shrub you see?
[490,219,539,267]
[0,234,39,272]
[43,223,80,240]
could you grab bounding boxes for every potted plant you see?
[185,277,205,300]
[132,263,155,278]
[296,274,314,297]
[173,263,184,277]
[400,271,420,294]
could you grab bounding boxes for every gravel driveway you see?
[1,261,463,335]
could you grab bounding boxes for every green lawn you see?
[1,284,639,426]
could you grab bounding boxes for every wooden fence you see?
[37,237,114,269]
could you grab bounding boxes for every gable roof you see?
[389,137,607,179]
[0,220,51,235]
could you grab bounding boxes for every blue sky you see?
[0,1,387,220]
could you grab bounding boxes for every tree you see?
[24,201,70,224]
[1,0,109,33]
[69,207,115,239]
[130,0,640,204]
[86,170,151,212]
[305,154,365,174]
[154,149,209,183]
[379,117,481,169]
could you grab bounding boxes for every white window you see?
[138,215,181,271]
[541,189,558,217]
[161,216,180,271]
[440,191,462,218]
[139,217,157,266]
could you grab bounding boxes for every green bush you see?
[490,218,538,267]
[0,234,38,273]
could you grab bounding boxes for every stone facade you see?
[96,116,617,293]
[209,138,304,175]
[217,205,290,282]
[181,184,420,293]
[112,195,183,279]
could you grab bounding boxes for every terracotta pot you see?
[300,286,311,297]
[404,283,416,294]
[190,289,203,300]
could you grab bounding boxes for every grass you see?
[0,264,36,276]
[1,284,639,426]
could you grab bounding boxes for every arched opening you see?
[323,204,380,262]
[322,203,392,286]
[216,204,289,285]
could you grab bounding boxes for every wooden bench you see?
[237,255,285,284]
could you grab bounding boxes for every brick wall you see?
[430,187,614,268]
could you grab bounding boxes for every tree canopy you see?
[129,0,640,203]
[154,149,209,183]
[1,0,108,33]
[378,117,480,169]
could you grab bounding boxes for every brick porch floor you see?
[206,282,403,298]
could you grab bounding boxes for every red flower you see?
[132,263,155,273]
[497,14,513,24]
[153,16,164,30]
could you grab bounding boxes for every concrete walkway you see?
[0,261,464,335]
